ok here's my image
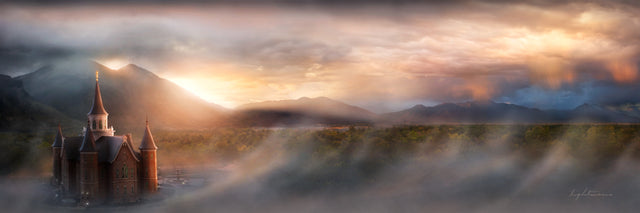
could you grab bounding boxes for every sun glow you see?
[167,77,235,108]
[98,58,130,70]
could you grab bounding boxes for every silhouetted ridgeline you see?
[3,60,640,131]
[15,60,227,129]
[380,101,640,124]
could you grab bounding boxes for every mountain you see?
[7,59,640,129]
[232,97,376,126]
[382,101,551,124]
[382,101,640,124]
[603,103,640,118]
[0,74,80,131]
[16,60,228,129]
[562,103,640,123]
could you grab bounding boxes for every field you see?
[4,124,640,177]
[3,124,640,212]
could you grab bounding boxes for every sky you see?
[1,0,640,112]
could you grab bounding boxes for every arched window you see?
[92,120,96,129]
[123,163,128,178]
[99,120,103,129]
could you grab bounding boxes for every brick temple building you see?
[51,71,158,204]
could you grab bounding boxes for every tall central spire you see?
[88,70,108,115]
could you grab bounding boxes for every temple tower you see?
[79,122,99,201]
[139,118,158,195]
[51,124,63,186]
[87,71,115,138]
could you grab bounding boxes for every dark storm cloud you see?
[0,46,74,76]
[497,58,640,109]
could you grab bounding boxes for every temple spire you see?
[79,121,96,152]
[139,117,158,150]
[52,123,63,147]
[88,70,108,115]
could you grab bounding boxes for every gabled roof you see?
[95,136,140,163]
[79,123,97,152]
[139,119,158,150]
[63,135,141,163]
[52,124,64,148]
[88,79,108,115]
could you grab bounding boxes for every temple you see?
[51,71,158,204]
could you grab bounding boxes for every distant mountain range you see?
[2,60,640,132]
[232,97,376,126]
[380,101,640,124]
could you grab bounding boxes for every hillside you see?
[0,74,80,131]
[16,60,228,129]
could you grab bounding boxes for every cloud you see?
[1,1,640,111]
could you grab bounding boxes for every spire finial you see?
[146,115,149,126]
[96,70,99,82]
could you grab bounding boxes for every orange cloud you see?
[526,56,575,89]
[607,60,638,83]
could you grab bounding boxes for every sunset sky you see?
[1,0,640,112]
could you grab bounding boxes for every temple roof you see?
[52,124,64,148]
[62,135,140,163]
[88,79,108,115]
[96,136,140,163]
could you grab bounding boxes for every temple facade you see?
[51,71,158,204]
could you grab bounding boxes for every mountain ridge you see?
[15,60,228,129]
[232,96,376,127]
[0,74,80,131]
[382,101,640,124]
[5,60,640,130]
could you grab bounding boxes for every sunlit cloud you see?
[1,1,640,112]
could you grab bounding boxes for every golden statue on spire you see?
[96,70,99,82]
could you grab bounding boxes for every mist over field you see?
[2,125,640,212]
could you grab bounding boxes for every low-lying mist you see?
[2,125,640,212]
